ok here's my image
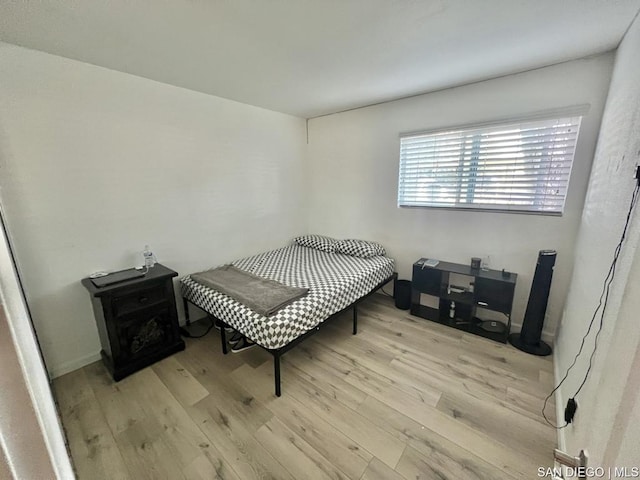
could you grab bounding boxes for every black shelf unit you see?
[410,258,517,343]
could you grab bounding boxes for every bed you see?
[180,236,396,396]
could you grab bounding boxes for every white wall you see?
[306,55,614,339]
[0,42,307,377]
[555,14,640,467]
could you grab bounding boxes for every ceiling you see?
[1,1,639,118]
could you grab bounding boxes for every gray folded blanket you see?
[190,265,309,317]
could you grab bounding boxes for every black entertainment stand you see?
[410,259,517,343]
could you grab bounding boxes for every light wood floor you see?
[54,294,557,480]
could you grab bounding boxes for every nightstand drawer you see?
[112,284,167,316]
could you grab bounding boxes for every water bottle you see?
[143,245,155,269]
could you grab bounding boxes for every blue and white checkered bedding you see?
[180,244,395,349]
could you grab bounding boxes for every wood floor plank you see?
[359,394,522,479]
[358,395,539,479]
[395,444,511,480]
[233,363,373,479]
[456,353,550,396]
[187,398,294,480]
[404,432,516,480]
[359,302,465,351]
[459,335,553,374]
[392,344,545,421]
[60,362,234,479]
[255,416,350,480]
[245,361,406,469]
[53,368,95,414]
[178,342,274,433]
[506,385,555,422]
[179,329,246,370]
[355,319,455,360]
[435,392,555,466]
[303,338,442,408]
[56,294,556,480]
[539,369,555,385]
[398,350,506,394]
[266,396,373,479]
[287,357,368,411]
[152,355,209,406]
[351,315,534,400]
[390,351,507,402]
[289,377,404,469]
[183,454,239,480]
[360,457,406,480]
[323,319,398,367]
[113,368,235,478]
[362,299,552,381]
[115,417,189,480]
[390,354,551,426]
[59,390,130,479]
[83,361,148,435]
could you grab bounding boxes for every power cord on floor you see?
[179,316,216,338]
[542,181,640,429]
[380,287,394,298]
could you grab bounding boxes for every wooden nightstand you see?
[81,264,185,381]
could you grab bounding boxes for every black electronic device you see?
[509,250,556,356]
[480,320,507,334]
[394,278,412,310]
[90,268,145,288]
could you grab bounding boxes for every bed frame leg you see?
[220,322,228,354]
[274,354,281,397]
[353,304,358,335]
[183,297,191,326]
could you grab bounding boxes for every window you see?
[398,115,582,215]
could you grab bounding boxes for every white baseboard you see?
[554,354,566,452]
[49,351,102,379]
[509,322,555,345]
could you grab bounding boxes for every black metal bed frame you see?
[183,272,397,397]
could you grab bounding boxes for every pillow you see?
[334,239,386,258]
[293,234,338,253]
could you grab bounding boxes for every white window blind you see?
[398,115,582,214]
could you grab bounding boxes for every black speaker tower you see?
[509,250,556,356]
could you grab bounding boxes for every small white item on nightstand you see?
[89,271,109,279]
[424,259,439,268]
[143,245,156,269]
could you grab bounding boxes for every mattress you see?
[181,244,395,349]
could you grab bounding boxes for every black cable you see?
[179,316,216,338]
[542,183,640,429]
[380,287,394,297]
[573,183,639,397]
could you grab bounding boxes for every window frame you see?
[397,107,588,216]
